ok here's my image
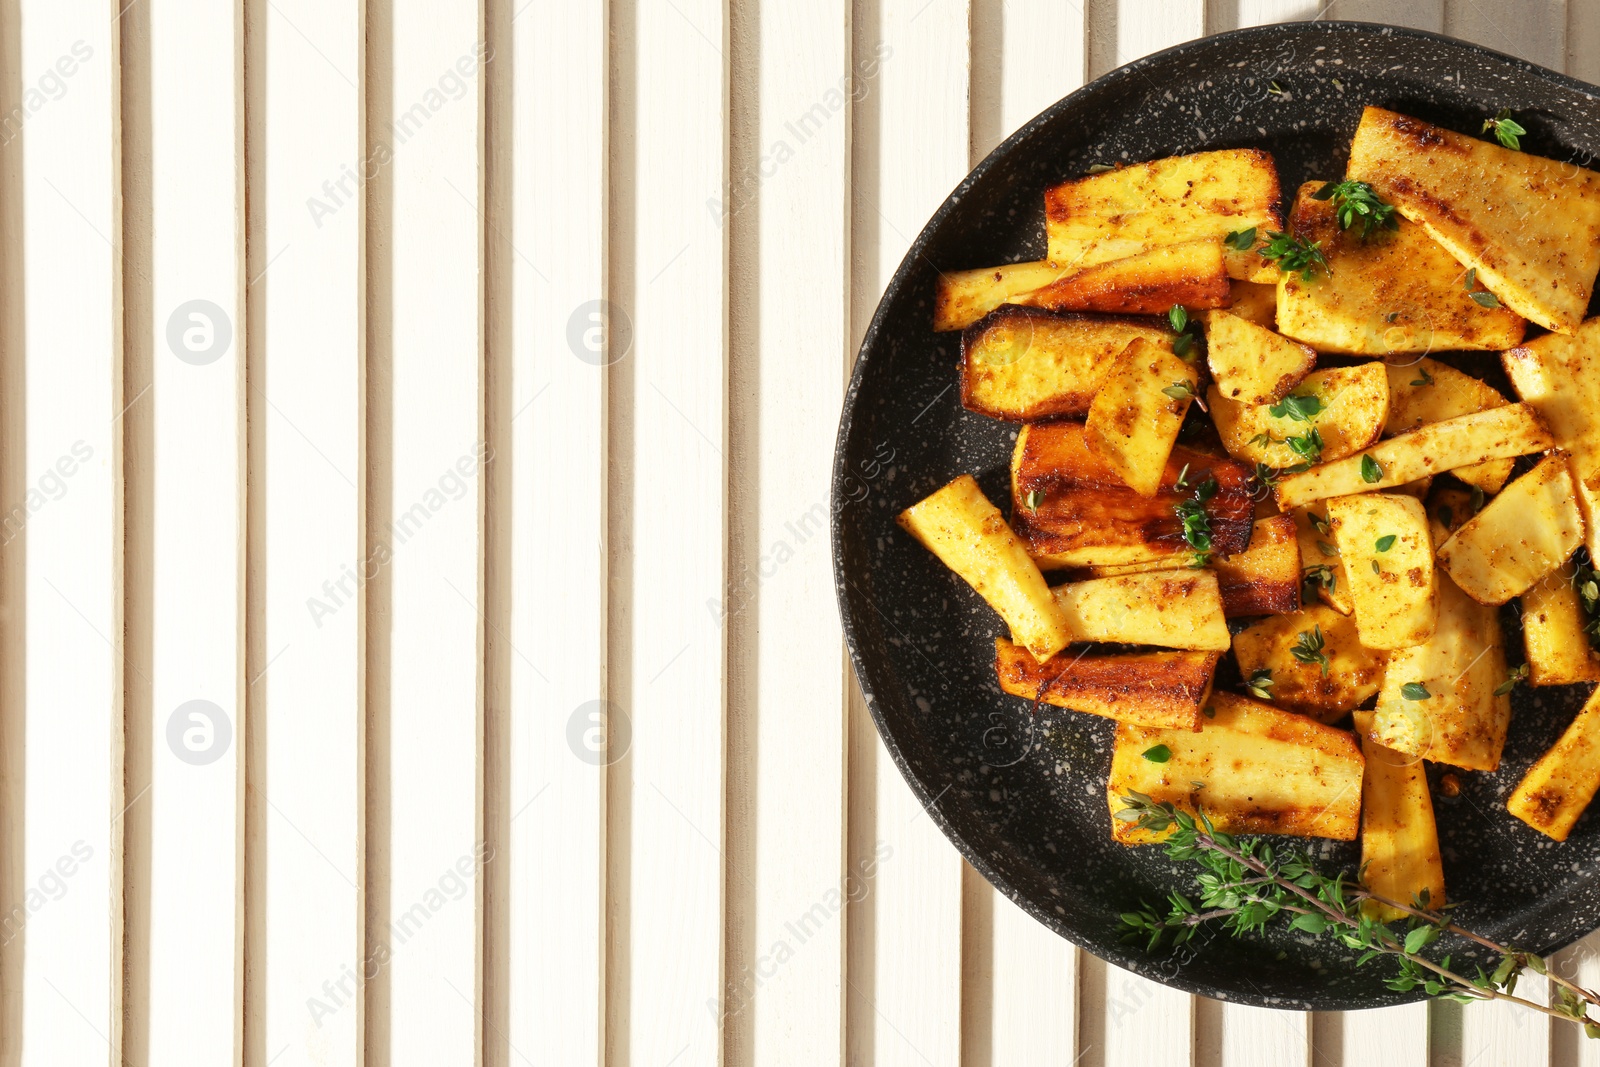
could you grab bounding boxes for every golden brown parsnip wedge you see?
[1327,493,1437,650]
[1351,711,1446,922]
[1203,308,1316,405]
[933,260,1072,332]
[1044,149,1283,281]
[1023,239,1230,316]
[1383,359,1513,494]
[1276,180,1525,354]
[960,307,1177,421]
[898,475,1071,661]
[1274,403,1555,510]
[994,638,1219,731]
[1521,570,1600,686]
[1226,279,1277,328]
[1437,453,1584,606]
[1210,514,1302,617]
[1369,572,1509,771]
[1231,603,1385,722]
[1210,362,1389,469]
[1051,570,1230,650]
[1503,318,1600,560]
[1085,338,1198,497]
[1507,686,1600,841]
[1292,505,1354,615]
[1107,692,1364,845]
[1346,106,1600,334]
[1011,421,1255,568]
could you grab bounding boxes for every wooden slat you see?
[611,0,727,1062]
[375,1,485,1062]
[962,2,1086,1063]
[142,0,245,1059]
[16,2,122,1060]
[723,0,849,1063]
[497,0,607,1064]
[253,0,364,1062]
[1313,0,1446,28]
[845,2,969,1066]
[1447,0,1567,72]
[1313,1005,1428,1067]
[1078,6,1207,1065]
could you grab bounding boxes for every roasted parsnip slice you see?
[1276,179,1525,354]
[960,307,1177,421]
[1044,149,1283,281]
[1011,421,1255,568]
[1225,279,1277,329]
[1210,514,1302,617]
[1210,362,1389,469]
[1274,403,1554,510]
[1351,711,1446,923]
[1503,318,1600,561]
[1521,570,1600,686]
[1051,570,1230,650]
[1383,358,1513,494]
[1203,308,1316,405]
[1085,338,1197,496]
[1437,453,1584,606]
[1292,505,1354,615]
[1231,603,1385,722]
[1107,692,1364,845]
[1346,106,1600,334]
[994,638,1218,731]
[1508,686,1600,841]
[1369,573,1509,772]
[1327,493,1437,650]
[934,260,1071,332]
[1023,239,1230,316]
[898,475,1071,661]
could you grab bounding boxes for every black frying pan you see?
[832,20,1600,1009]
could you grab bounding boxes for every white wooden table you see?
[2,1,1599,1064]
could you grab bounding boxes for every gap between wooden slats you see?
[242,0,366,1064]
[363,0,486,1062]
[845,1,970,1065]
[723,0,850,1064]
[11,0,123,1061]
[479,0,607,1063]
[605,0,729,1063]
[961,0,1086,1063]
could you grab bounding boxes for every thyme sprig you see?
[1257,231,1330,280]
[1115,794,1600,1036]
[1311,179,1398,239]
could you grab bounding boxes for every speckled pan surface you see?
[832,21,1600,1011]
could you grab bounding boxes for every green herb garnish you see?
[1302,564,1337,600]
[1375,534,1397,553]
[1292,624,1330,677]
[1483,108,1526,151]
[1143,744,1172,764]
[1401,682,1432,701]
[1245,668,1275,700]
[1311,179,1398,239]
[1257,231,1330,280]
[1464,267,1502,308]
[1225,226,1258,252]
[1411,367,1434,387]
[1114,793,1600,1035]
[1269,393,1325,422]
[1495,663,1530,696]
[1361,454,1383,484]
[1025,489,1043,510]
